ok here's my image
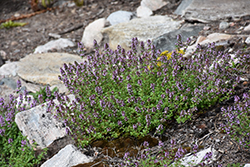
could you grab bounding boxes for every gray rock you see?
[34,38,75,54]
[136,5,153,18]
[17,52,86,85]
[15,94,76,150]
[0,77,17,90]
[0,62,18,76]
[141,0,168,11]
[175,0,250,23]
[219,21,229,30]
[81,18,106,49]
[41,144,93,167]
[101,15,182,51]
[107,11,135,26]
[153,24,204,52]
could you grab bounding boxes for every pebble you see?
[219,21,229,30]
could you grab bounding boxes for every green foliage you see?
[0,20,27,29]
[29,85,58,103]
[41,0,53,7]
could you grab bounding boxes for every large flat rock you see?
[175,0,250,23]
[101,15,182,51]
[17,53,86,85]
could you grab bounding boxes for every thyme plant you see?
[55,36,240,148]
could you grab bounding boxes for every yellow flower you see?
[147,49,185,71]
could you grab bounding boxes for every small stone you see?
[11,41,18,46]
[107,11,134,26]
[243,81,248,86]
[245,37,250,44]
[136,5,153,18]
[203,26,211,30]
[48,33,61,39]
[141,0,168,11]
[219,21,229,30]
[244,24,250,31]
[34,38,75,54]
[0,50,7,60]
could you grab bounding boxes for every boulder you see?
[101,15,182,51]
[153,24,204,52]
[81,18,106,49]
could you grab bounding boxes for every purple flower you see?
[158,140,164,148]
[117,120,123,127]
[0,129,5,136]
[8,138,13,144]
[133,124,137,130]
[143,141,149,148]
[123,152,130,160]
[138,79,142,86]
[21,140,26,147]
[17,80,22,89]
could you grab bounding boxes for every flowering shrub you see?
[0,81,47,166]
[55,36,241,149]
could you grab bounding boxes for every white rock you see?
[107,11,134,26]
[81,18,106,49]
[141,0,168,11]
[244,24,250,31]
[41,144,93,167]
[0,62,18,76]
[48,33,61,39]
[136,5,153,18]
[34,38,75,54]
[171,147,218,166]
[245,36,250,44]
[244,164,250,167]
